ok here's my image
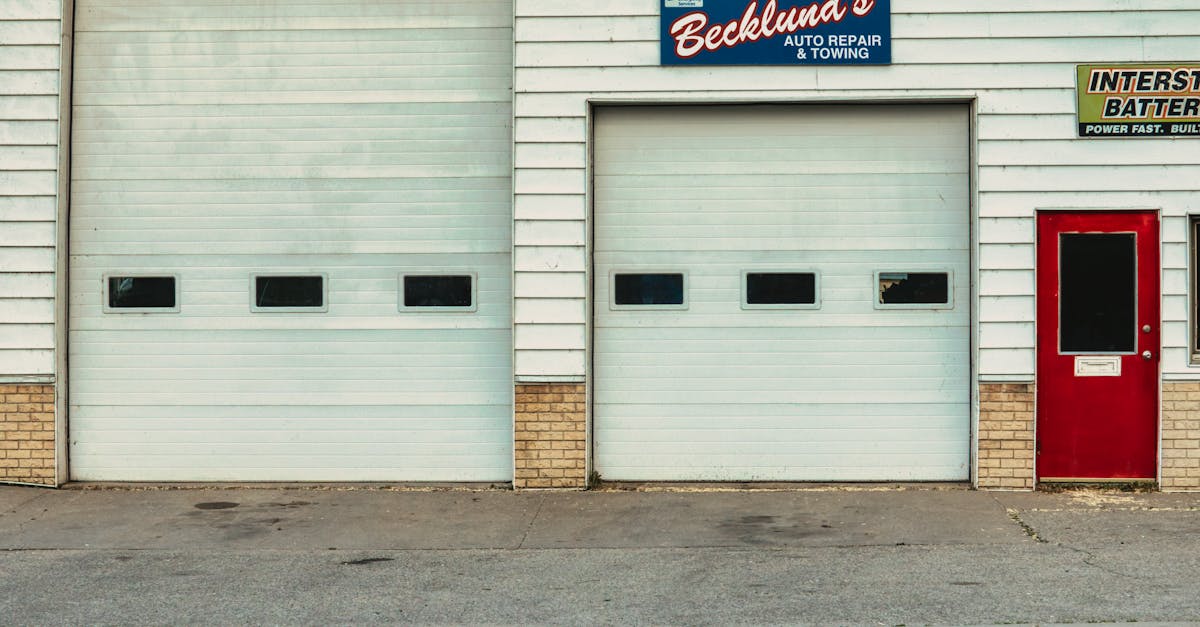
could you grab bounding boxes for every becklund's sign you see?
[1078,64,1200,137]
[661,0,891,66]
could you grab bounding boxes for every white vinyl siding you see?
[0,0,60,378]
[69,0,514,481]
[593,104,970,481]
[512,1,1200,381]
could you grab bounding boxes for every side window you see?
[742,271,819,309]
[611,272,687,309]
[875,271,952,309]
[251,274,327,312]
[400,274,477,312]
[104,275,180,313]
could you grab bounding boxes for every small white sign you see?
[1074,356,1121,377]
[665,0,704,7]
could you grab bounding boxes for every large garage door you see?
[594,104,970,481]
[69,1,513,481]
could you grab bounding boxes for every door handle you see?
[1142,350,1153,360]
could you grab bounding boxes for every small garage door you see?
[68,1,513,481]
[594,104,970,481]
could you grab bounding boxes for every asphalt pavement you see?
[1,483,1198,625]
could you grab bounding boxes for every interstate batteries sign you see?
[1078,64,1200,137]
[661,0,891,66]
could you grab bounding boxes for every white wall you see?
[512,0,1200,381]
[0,0,60,379]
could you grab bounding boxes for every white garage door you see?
[594,104,970,481]
[68,0,513,481]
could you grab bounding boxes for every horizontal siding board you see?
[0,253,55,292]
[0,70,59,96]
[517,37,1200,68]
[514,117,585,143]
[0,323,53,349]
[980,140,1200,167]
[0,120,58,144]
[515,0,1200,15]
[514,246,586,272]
[514,349,586,377]
[0,199,55,223]
[981,166,1200,193]
[979,218,1034,244]
[0,45,60,71]
[0,171,58,195]
[514,297,585,324]
[514,168,585,195]
[0,221,55,247]
[0,298,53,323]
[0,272,53,298]
[515,323,585,349]
[0,349,53,375]
[978,348,1034,375]
[514,143,586,168]
[1,0,62,19]
[514,194,585,220]
[0,95,58,120]
[979,270,1034,297]
[980,322,1035,349]
[0,21,60,45]
[514,220,586,247]
[514,271,587,298]
[979,296,1035,323]
[0,145,56,170]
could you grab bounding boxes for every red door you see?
[1036,211,1159,481]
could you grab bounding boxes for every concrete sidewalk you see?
[1,484,1198,624]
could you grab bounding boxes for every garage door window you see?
[104,275,179,313]
[743,271,819,309]
[612,272,687,309]
[875,271,952,309]
[251,274,327,312]
[400,273,477,312]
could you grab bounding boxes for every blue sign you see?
[661,0,891,66]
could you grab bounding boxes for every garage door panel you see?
[600,390,962,406]
[69,0,513,481]
[594,104,970,481]
[595,459,969,483]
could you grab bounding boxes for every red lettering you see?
[667,0,852,58]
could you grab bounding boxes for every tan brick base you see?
[514,383,586,489]
[0,384,55,485]
[977,382,1035,490]
[1161,381,1200,492]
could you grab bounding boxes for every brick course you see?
[977,382,1035,490]
[514,383,586,489]
[1161,381,1200,492]
[0,384,55,485]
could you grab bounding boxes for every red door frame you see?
[1035,210,1160,482]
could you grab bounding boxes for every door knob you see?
[1142,350,1152,360]
[1143,325,1152,333]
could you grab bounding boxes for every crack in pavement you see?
[515,493,545,550]
[1005,507,1048,544]
[1054,541,1142,580]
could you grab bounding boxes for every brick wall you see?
[1161,381,1200,492]
[0,384,55,485]
[514,383,586,489]
[977,382,1035,490]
